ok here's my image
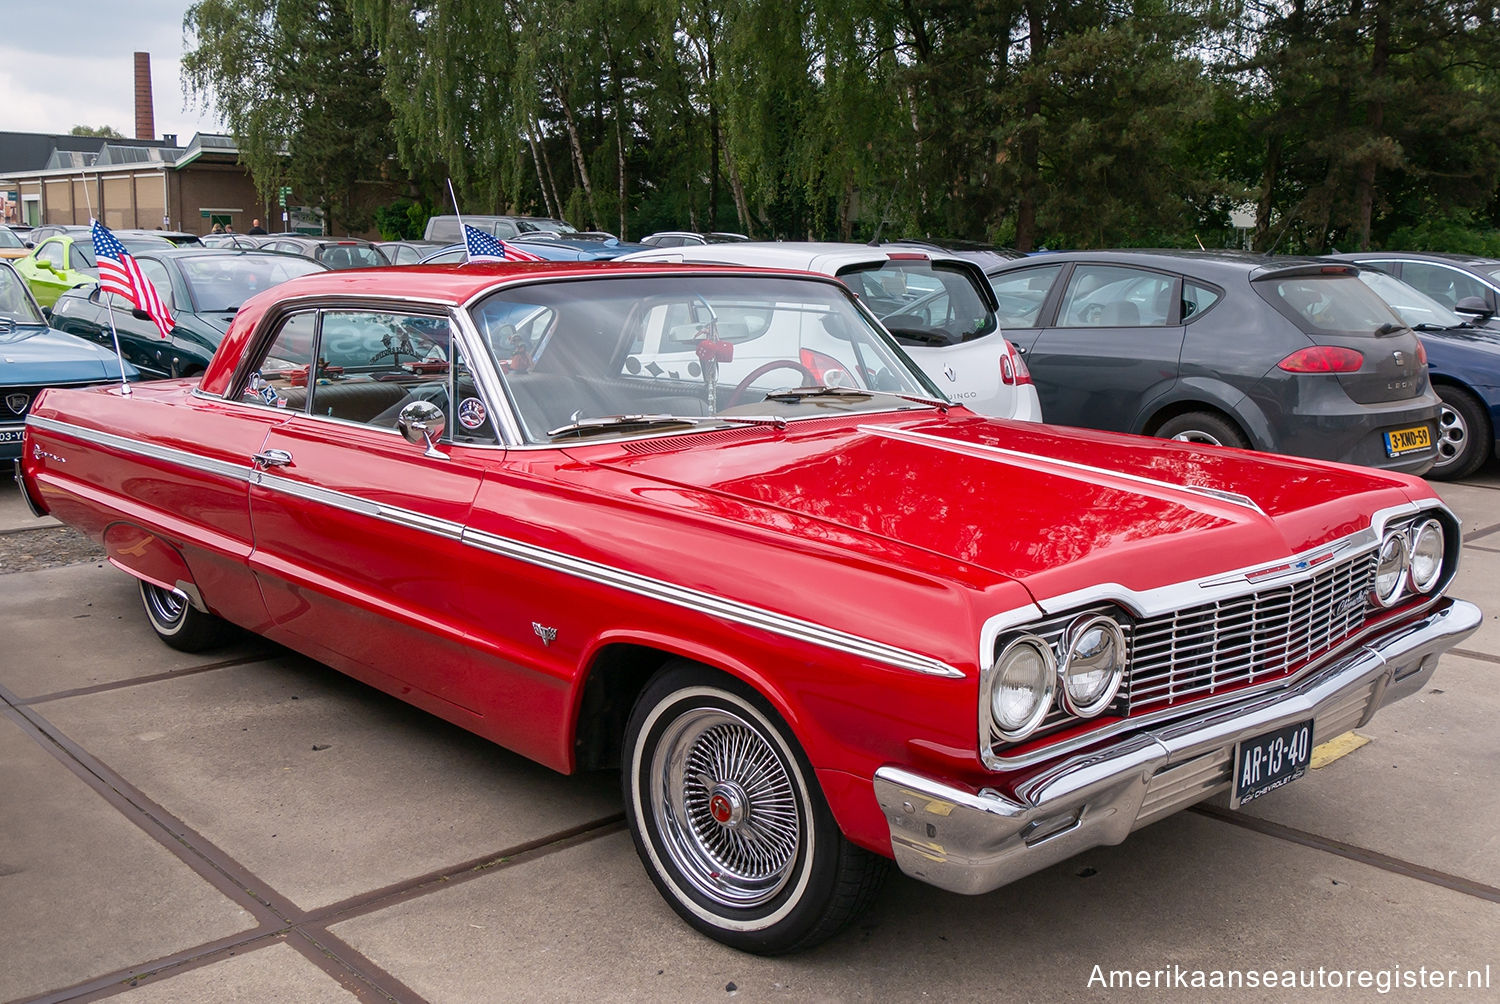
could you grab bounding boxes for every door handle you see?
[252,449,293,469]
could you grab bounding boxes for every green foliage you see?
[69,125,125,138]
[183,0,1500,252]
[373,197,432,240]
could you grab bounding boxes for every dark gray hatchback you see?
[985,250,1440,474]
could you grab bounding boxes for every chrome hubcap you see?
[1434,402,1468,470]
[650,707,800,909]
[1170,429,1223,446]
[143,583,186,627]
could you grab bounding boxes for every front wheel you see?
[623,664,887,954]
[139,579,231,652]
[1430,385,1491,481]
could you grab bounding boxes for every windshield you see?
[1358,270,1465,329]
[835,261,998,347]
[1261,274,1405,334]
[0,266,45,325]
[0,228,24,250]
[177,254,327,312]
[517,218,577,235]
[469,274,944,443]
[72,236,174,268]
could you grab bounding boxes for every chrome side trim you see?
[463,528,965,679]
[27,415,254,484]
[860,425,1266,515]
[27,415,961,680]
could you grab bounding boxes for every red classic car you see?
[17,262,1480,954]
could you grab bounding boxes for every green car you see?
[16,230,175,308]
[48,248,328,379]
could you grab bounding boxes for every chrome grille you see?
[1021,548,1378,738]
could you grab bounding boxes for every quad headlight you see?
[1408,519,1445,594]
[1059,614,1127,717]
[1372,532,1409,608]
[990,636,1056,741]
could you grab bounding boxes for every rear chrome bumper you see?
[873,598,1481,895]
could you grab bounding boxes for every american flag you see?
[91,219,175,339]
[463,223,545,263]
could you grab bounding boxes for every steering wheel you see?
[724,360,817,409]
[1079,303,1104,324]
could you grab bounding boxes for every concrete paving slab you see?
[0,476,59,531]
[118,942,360,1004]
[1433,479,1500,536]
[1240,654,1500,886]
[0,715,256,1003]
[333,815,1500,1003]
[33,651,621,910]
[0,562,270,699]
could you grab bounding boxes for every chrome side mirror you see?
[397,400,447,458]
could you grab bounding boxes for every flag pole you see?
[447,178,470,263]
[81,181,132,397]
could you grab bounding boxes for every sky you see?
[0,1,226,142]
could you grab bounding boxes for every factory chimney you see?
[134,52,155,141]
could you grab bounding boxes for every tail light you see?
[1278,346,1364,373]
[1000,341,1034,386]
[800,347,853,387]
[1417,340,1428,365]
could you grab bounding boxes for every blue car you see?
[0,261,138,462]
[420,232,655,264]
[1357,267,1500,479]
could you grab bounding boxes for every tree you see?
[69,125,125,138]
[183,0,398,233]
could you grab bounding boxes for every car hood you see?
[0,324,136,380]
[574,412,1426,604]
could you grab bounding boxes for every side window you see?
[68,243,95,270]
[987,265,1063,326]
[240,312,317,410]
[308,310,452,427]
[1182,281,1221,321]
[136,259,174,311]
[36,240,65,268]
[494,221,518,239]
[1399,263,1489,309]
[449,341,499,445]
[1058,265,1174,327]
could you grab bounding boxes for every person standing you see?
[248,218,268,235]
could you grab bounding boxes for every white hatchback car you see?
[620,242,1043,422]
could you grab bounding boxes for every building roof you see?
[0,130,184,175]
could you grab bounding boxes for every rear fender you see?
[1140,377,1272,450]
[102,522,208,612]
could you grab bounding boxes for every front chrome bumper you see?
[873,598,1481,895]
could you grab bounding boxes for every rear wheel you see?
[622,663,887,954]
[1154,411,1249,449]
[139,580,231,652]
[1430,385,1491,481]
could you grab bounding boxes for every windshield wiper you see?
[1374,321,1409,336]
[547,413,788,439]
[761,385,950,412]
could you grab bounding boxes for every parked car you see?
[639,231,750,247]
[0,225,30,260]
[984,250,1440,472]
[1330,251,1500,319]
[884,239,1024,272]
[49,249,328,379]
[510,232,655,260]
[623,242,1042,421]
[115,229,203,247]
[16,230,175,308]
[422,214,577,243]
[199,233,263,250]
[19,260,1478,953]
[253,235,389,269]
[0,260,138,460]
[1352,266,1500,479]
[20,223,89,248]
[376,240,446,265]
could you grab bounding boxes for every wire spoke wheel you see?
[653,709,801,908]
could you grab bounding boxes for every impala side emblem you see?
[31,443,65,463]
[532,622,558,646]
[6,392,29,415]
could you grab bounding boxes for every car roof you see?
[1329,250,1500,267]
[132,247,333,264]
[985,248,1349,281]
[621,240,972,272]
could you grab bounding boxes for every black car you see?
[49,248,327,378]
[1329,252,1500,319]
[253,235,390,269]
[985,250,1440,473]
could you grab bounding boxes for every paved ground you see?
[2,465,1498,1003]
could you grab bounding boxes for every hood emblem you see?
[5,392,28,415]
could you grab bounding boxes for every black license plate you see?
[0,428,22,444]
[1231,720,1313,808]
